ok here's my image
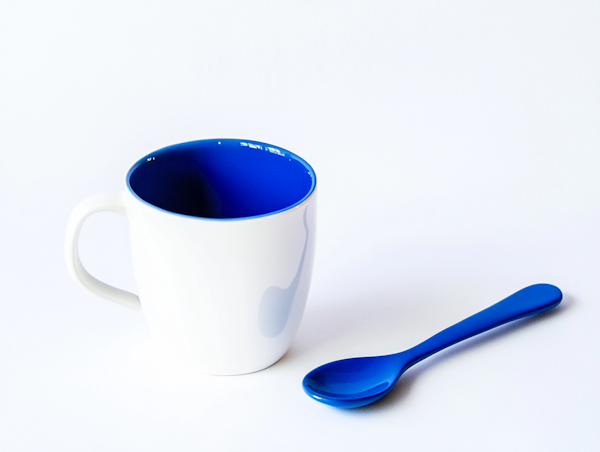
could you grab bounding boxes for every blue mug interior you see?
[127,139,316,220]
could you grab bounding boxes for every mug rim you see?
[125,138,317,221]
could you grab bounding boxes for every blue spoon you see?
[303,283,562,408]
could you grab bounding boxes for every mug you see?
[65,139,317,375]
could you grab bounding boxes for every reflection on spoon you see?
[303,284,562,408]
[258,207,309,338]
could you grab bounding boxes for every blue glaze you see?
[303,284,562,408]
[127,139,316,220]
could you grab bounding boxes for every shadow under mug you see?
[65,139,317,375]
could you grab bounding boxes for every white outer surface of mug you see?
[65,139,317,375]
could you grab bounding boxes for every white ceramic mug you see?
[65,139,317,375]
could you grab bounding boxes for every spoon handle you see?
[400,284,562,369]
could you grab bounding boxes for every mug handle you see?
[65,190,141,311]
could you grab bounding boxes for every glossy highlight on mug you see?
[258,207,311,338]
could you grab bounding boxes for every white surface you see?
[1,0,598,450]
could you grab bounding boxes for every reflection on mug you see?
[258,207,309,338]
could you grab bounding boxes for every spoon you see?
[303,283,562,408]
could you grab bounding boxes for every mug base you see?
[153,342,288,376]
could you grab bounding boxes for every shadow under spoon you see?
[302,283,562,408]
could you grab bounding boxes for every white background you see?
[1,1,599,450]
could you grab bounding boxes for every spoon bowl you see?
[304,355,403,408]
[303,284,562,408]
